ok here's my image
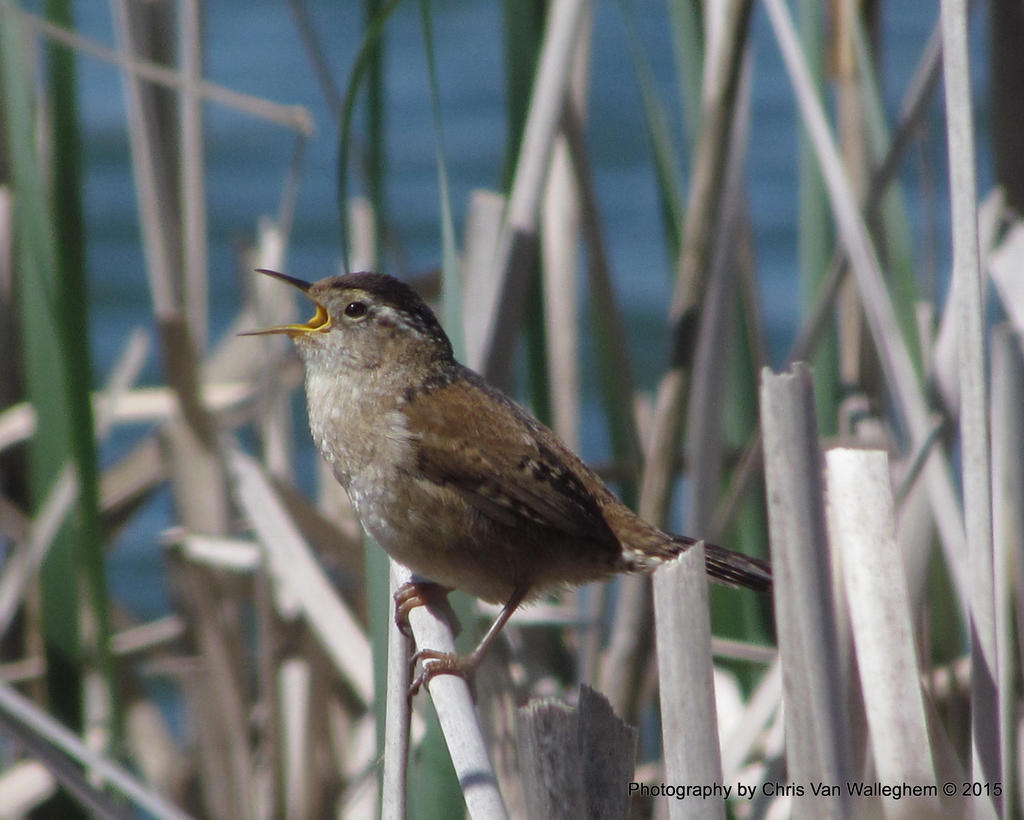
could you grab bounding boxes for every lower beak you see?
[239,269,330,337]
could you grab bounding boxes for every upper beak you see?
[239,269,331,337]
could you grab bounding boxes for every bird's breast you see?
[303,370,414,488]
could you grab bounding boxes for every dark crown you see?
[325,272,453,356]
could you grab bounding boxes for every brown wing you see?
[402,367,620,555]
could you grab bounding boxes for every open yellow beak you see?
[239,269,331,337]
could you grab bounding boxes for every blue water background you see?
[62,2,989,616]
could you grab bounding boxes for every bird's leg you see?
[393,580,457,638]
[409,585,529,697]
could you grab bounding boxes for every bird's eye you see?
[344,301,368,319]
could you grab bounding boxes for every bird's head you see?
[242,269,454,374]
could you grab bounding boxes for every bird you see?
[243,269,771,694]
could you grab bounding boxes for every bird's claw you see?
[393,580,459,638]
[408,648,477,700]
[393,584,421,638]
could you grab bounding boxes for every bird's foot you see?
[396,581,527,700]
[409,648,477,699]
[394,581,469,698]
[393,580,458,638]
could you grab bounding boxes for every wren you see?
[244,270,770,693]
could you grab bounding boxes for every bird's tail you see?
[620,528,771,591]
[697,538,772,591]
